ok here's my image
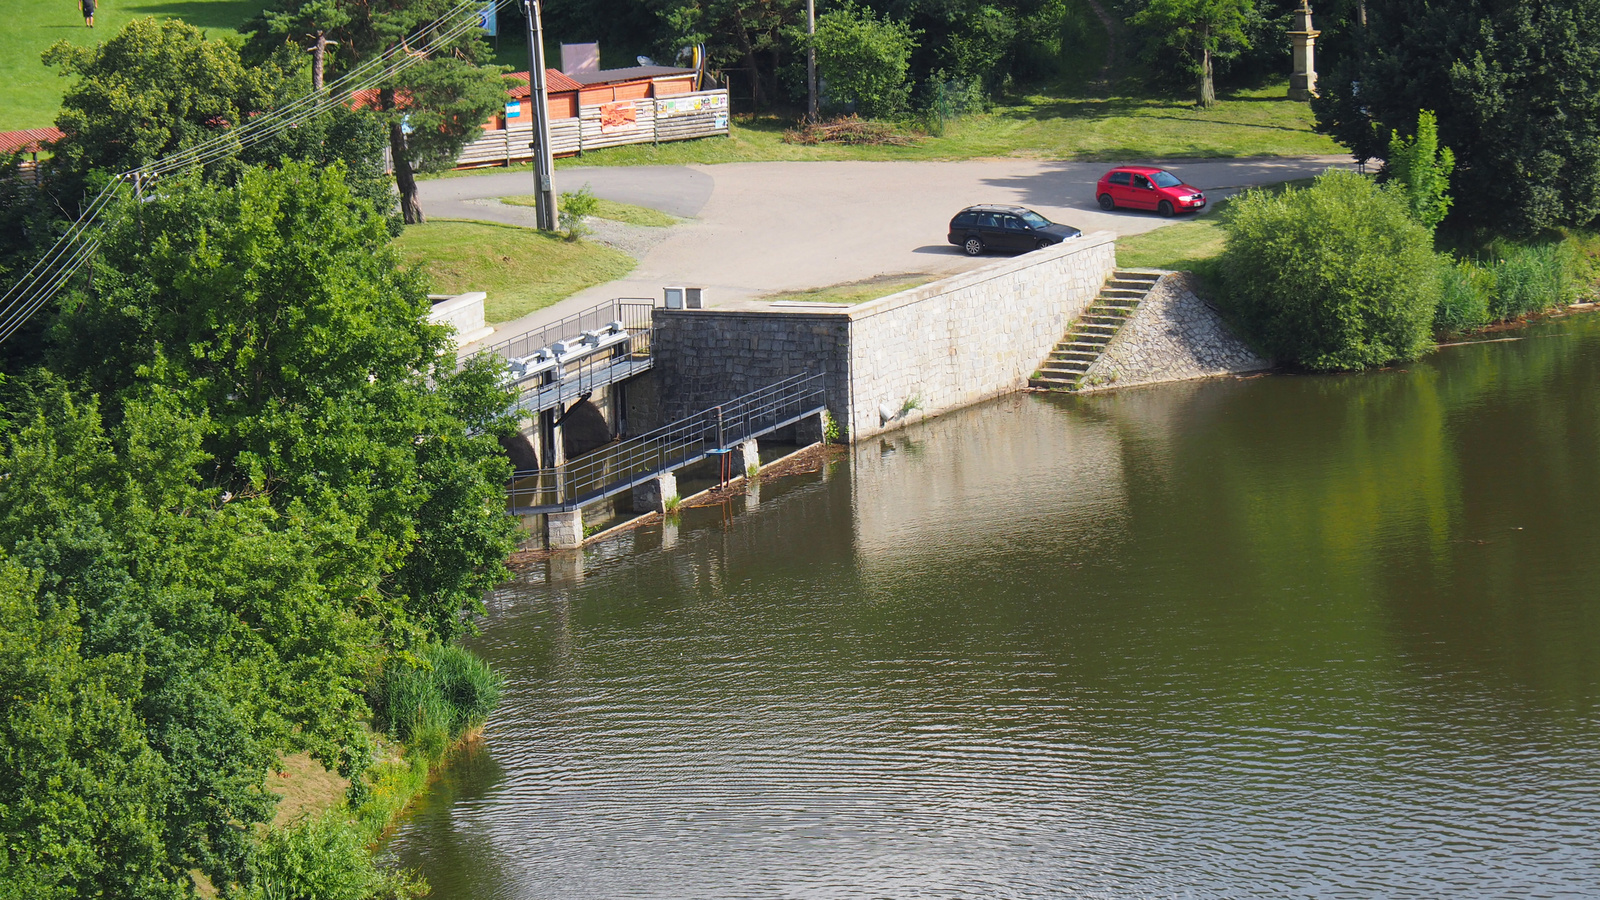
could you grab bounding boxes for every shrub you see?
[812,2,919,119]
[247,815,424,900]
[1219,169,1440,371]
[558,184,599,241]
[1434,258,1493,334]
[372,643,503,760]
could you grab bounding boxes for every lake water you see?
[385,316,1600,898]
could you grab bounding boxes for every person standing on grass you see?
[80,0,95,26]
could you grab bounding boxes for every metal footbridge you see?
[479,297,659,417]
[507,373,827,515]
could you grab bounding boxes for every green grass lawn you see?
[760,273,937,305]
[1116,217,1228,271]
[500,195,679,227]
[393,219,635,324]
[0,0,269,131]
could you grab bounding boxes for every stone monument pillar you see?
[1289,0,1320,101]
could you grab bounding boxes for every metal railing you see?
[480,297,659,363]
[507,372,827,514]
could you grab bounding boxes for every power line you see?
[0,0,509,346]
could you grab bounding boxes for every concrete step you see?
[1081,315,1126,325]
[1029,375,1080,390]
[1064,338,1110,349]
[1112,272,1162,282]
[1042,359,1089,372]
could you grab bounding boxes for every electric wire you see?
[0,0,511,345]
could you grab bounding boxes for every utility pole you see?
[806,0,818,123]
[521,0,558,231]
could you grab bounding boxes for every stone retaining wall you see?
[1077,272,1270,393]
[652,231,1117,440]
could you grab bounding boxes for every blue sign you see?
[480,2,498,36]
[505,100,522,118]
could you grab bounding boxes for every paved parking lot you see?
[420,156,1347,344]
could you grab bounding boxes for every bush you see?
[812,2,919,119]
[1434,258,1493,334]
[247,815,424,900]
[1219,169,1440,371]
[372,643,503,761]
[558,184,599,241]
[919,71,986,136]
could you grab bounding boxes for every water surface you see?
[386,316,1600,898]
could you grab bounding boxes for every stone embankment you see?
[1076,272,1270,392]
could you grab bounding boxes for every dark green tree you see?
[1312,0,1600,233]
[0,558,180,900]
[42,18,272,197]
[1131,0,1255,107]
[811,2,920,117]
[246,0,508,223]
[46,161,518,647]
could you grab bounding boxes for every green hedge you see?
[1219,169,1440,371]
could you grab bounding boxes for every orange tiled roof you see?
[0,127,63,155]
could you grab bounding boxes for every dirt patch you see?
[270,752,351,828]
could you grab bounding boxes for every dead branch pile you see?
[782,115,916,146]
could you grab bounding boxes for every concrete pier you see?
[547,509,584,550]
[633,471,679,514]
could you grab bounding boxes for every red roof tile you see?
[506,69,584,97]
[0,127,63,155]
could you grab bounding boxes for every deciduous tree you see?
[1131,0,1254,108]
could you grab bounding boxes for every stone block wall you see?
[1077,272,1271,393]
[650,232,1116,441]
[650,309,853,424]
[846,232,1114,438]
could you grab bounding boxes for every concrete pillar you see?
[547,508,583,550]
[633,471,678,514]
[1288,0,1319,101]
[793,410,828,445]
[738,439,760,479]
[540,409,566,469]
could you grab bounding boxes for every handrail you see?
[507,372,826,513]
[480,296,659,363]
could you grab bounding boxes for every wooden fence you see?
[454,89,729,169]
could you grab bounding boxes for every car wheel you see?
[1035,238,1053,250]
[1098,193,1115,211]
[1158,200,1175,217]
[963,236,984,256]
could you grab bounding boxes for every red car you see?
[1096,166,1206,216]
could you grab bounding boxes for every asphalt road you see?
[418,156,1348,347]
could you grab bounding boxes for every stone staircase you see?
[1030,270,1162,391]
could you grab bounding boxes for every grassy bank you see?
[394,219,635,324]
[246,644,502,899]
[0,0,267,131]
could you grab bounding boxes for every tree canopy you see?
[0,161,518,896]
[1313,0,1600,233]
[245,0,509,223]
